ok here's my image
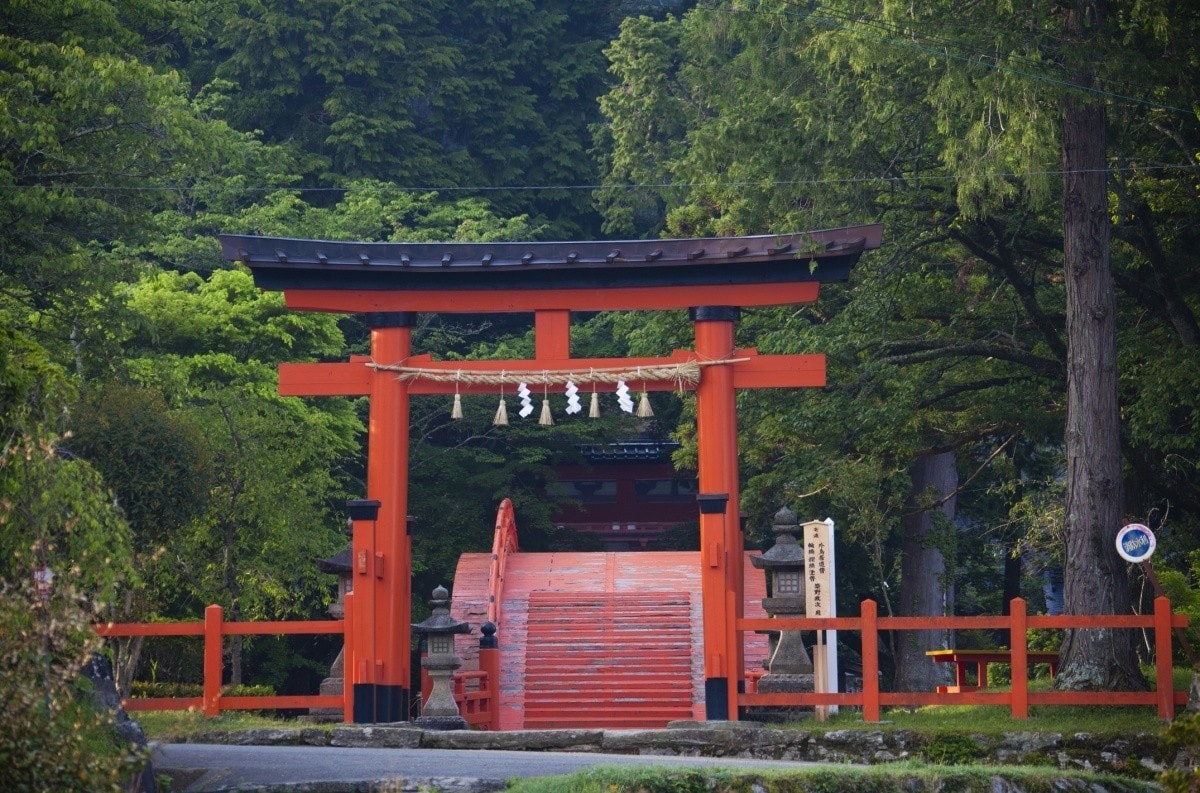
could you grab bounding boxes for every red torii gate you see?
[219,224,882,723]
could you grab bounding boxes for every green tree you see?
[0,0,277,377]
[594,0,1200,690]
[116,268,361,683]
[188,0,611,234]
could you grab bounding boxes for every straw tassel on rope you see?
[636,390,654,418]
[539,377,554,425]
[451,372,463,419]
[493,372,508,426]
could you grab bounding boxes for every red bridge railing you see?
[738,595,1188,720]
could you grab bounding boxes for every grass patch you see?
[136,701,1172,742]
[137,710,330,741]
[769,672,1187,737]
[502,762,1158,793]
[778,702,1170,737]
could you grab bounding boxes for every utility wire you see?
[0,164,1195,195]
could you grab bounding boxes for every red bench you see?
[926,648,1059,693]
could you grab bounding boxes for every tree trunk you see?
[894,451,957,692]
[113,635,144,698]
[1056,0,1144,691]
[223,517,243,687]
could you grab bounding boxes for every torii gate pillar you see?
[693,306,743,719]
[347,312,415,722]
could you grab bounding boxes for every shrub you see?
[1160,709,1200,793]
[129,681,274,698]
[921,732,989,765]
[0,584,145,791]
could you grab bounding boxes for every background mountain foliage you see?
[2,0,1198,752]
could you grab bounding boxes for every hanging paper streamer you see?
[616,379,634,413]
[517,382,534,418]
[564,380,582,414]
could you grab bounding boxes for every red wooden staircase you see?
[522,591,695,728]
[452,549,768,730]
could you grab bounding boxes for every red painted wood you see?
[123,698,203,711]
[203,605,222,717]
[535,311,571,359]
[1155,596,1175,719]
[278,351,827,398]
[278,362,372,396]
[861,599,880,722]
[342,591,355,721]
[96,623,205,637]
[740,692,857,707]
[522,591,693,728]
[488,499,519,626]
[220,620,344,635]
[478,646,502,730]
[451,550,768,729]
[221,695,343,710]
[283,282,822,314]
[1010,597,1028,718]
[694,316,741,718]
[369,325,413,695]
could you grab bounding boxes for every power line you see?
[0,164,1195,195]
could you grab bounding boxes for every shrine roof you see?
[218,224,883,294]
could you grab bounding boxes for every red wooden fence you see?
[98,595,1187,724]
[96,604,344,717]
[739,596,1188,720]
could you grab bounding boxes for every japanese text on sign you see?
[804,520,832,618]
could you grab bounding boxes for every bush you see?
[129,681,274,698]
[1160,709,1200,793]
[129,681,202,699]
[0,584,145,791]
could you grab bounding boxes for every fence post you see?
[1154,596,1174,720]
[479,621,501,731]
[861,599,880,723]
[203,604,223,717]
[342,591,355,723]
[1009,597,1028,719]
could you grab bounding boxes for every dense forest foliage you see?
[2,0,1199,756]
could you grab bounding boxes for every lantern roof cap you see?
[413,585,472,635]
[750,506,806,569]
[315,546,352,574]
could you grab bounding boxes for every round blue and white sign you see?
[1115,523,1156,563]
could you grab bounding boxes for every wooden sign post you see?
[804,518,837,719]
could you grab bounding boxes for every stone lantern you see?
[412,584,472,730]
[307,545,353,722]
[750,507,813,685]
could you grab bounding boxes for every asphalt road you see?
[153,742,823,792]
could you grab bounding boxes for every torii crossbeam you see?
[220,224,883,723]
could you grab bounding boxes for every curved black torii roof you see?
[219,224,883,293]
